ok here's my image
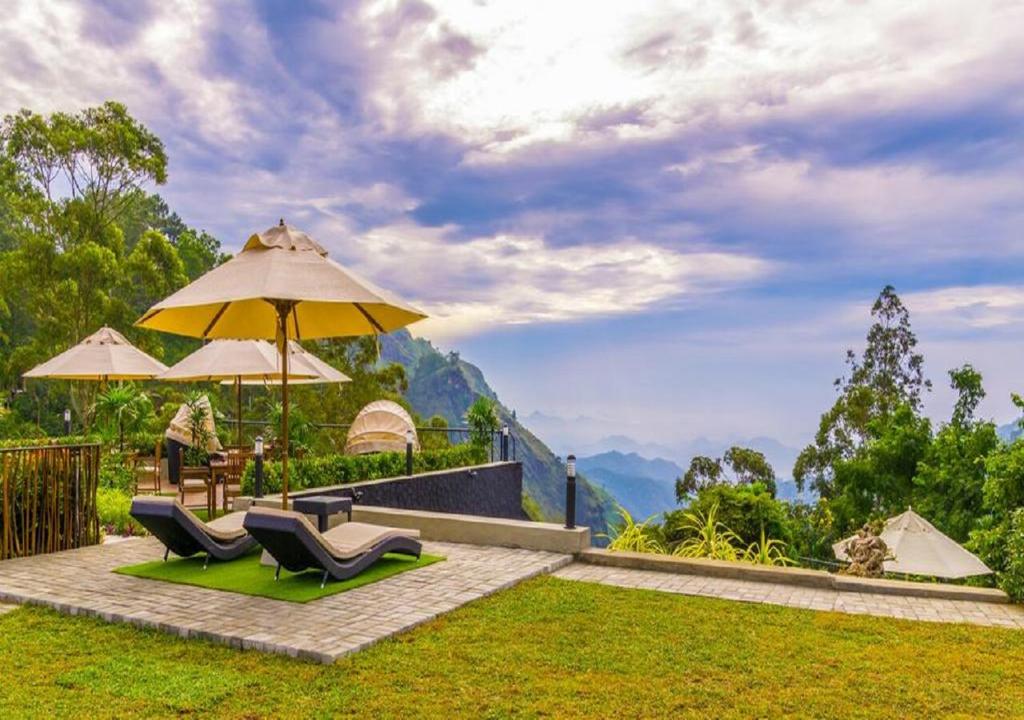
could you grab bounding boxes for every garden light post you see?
[254,435,264,498]
[501,425,509,461]
[565,454,576,529]
[405,429,414,476]
[63,408,71,436]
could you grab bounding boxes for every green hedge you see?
[0,435,101,449]
[241,444,486,495]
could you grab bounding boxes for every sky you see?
[1,0,1023,454]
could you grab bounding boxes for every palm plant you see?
[743,524,795,566]
[671,502,742,561]
[182,393,212,466]
[94,383,153,452]
[599,504,666,554]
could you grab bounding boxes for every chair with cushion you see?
[177,448,212,514]
[129,496,257,568]
[221,449,251,514]
[243,507,422,588]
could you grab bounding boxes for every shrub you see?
[100,452,137,494]
[240,444,485,495]
[743,525,795,566]
[671,503,742,561]
[601,505,665,553]
[97,487,144,537]
[666,482,790,548]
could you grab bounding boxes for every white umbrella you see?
[833,508,991,579]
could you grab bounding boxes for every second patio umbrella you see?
[136,221,426,506]
[158,339,323,447]
[24,326,168,382]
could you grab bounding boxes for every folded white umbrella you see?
[833,508,991,579]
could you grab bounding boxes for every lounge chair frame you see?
[243,508,422,588]
[130,497,256,566]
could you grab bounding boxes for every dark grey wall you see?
[291,462,527,520]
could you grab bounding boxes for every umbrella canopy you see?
[165,395,223,453]
[23,326,168,381]
[219,342,350,386]
[346,400,418,455]
[136,223,426,340]
[136,221,426,506]
[833,508,991,579]
[159,339,321,383]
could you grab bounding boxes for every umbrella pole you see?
[235,375,242,448]
[276,304,292,510]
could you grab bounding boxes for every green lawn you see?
[115,551,444,603]
[2,576,1024,718]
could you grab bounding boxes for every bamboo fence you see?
[0,442,101,560]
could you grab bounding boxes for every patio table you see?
[292,495,353,532]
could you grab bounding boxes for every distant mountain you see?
[577,451,681,519]
[382,331,618,535]
[998,420,1022,443]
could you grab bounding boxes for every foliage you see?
[913,365,999,542]
[795,285,930,497]
[419,414,451,451]
[99,451,136,494]
[261,399,316,456]
[94,382,153,451]
[743,525,795,566]
[783,500,837,560]
[466,395,499,452]
[677,445,777,501]
[240,444,484,495]
[600,504,666,553]
[670,503,742,561]
[181,393,212,466]
[97,487,143,537]
[667,482,790,548]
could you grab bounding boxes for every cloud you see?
[337,222,772,340]
[904,286,1024,331]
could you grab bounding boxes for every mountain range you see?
[381,331,618,536]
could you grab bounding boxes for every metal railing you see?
[220,418,517,462]
[0,442,101,559]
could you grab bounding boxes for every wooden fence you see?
[0,443,101,560]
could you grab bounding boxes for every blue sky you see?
[2,0,1023,454]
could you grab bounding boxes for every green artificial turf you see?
[114,550,444,603]
[3,576,1024,718]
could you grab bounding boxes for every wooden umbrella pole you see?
[235,375,242,448]
[276,302,292,509]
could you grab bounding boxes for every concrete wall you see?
[287,461,527,521]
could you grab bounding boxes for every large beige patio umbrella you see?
[221,341,350,386]
[136,221,426,506]
[23,326,168,382]
[833,508,992,579]
[158,339,324,447]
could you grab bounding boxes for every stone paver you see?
[554,563,1024,628]
[0,538,570,663]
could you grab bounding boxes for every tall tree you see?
[794,285,930,498]
[677,446,777,501]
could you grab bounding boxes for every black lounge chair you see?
[243,506,422,588]
[129,496,257,568]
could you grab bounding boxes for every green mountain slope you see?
[381,331,617,535]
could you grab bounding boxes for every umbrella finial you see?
[279,218,285,227]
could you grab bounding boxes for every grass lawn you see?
[114,551,444,603]
[2,576,1024,718]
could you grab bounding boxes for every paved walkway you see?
[554,563,1024,628]
[0,538,570,663]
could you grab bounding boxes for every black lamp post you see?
[565,454,576,529]
[405,429,414,476]
[254,435,264,498]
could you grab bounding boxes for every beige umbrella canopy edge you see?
[23,326,168,381]
[833,508,992,580]
[135,221,426,508]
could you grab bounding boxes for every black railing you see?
[220,418,517,462]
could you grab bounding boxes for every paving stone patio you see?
[0,537,570,663]
[553,563,1024,628]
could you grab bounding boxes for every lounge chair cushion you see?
[250,506,419,561]
[203,510,249,542]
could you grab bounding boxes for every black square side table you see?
[292,495,353,532]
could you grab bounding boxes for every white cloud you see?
[904,285,1024,330]
[357,0,1024,159]
[333,222,771,339]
